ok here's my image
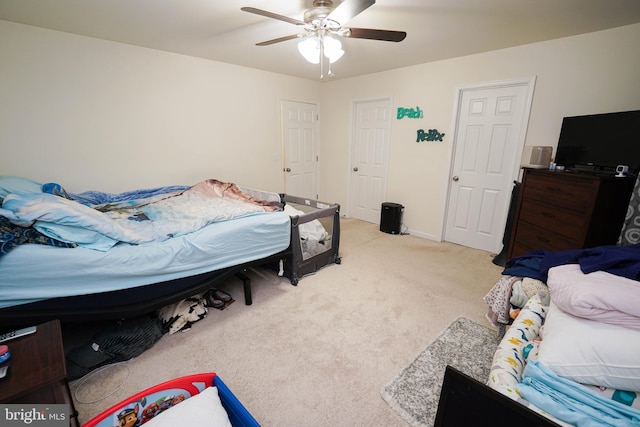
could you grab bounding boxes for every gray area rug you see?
[381,317,499,427]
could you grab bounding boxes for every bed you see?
[479,245,640,426]
[83,372,259,427]
[0,176,341,327]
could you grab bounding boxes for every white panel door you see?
[445,81,533,253]
[282,100,318,199]
[349,99,391,224]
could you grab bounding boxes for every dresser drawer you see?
[522,173,596,213]
[518,198,588,242]
[513,221,581,253]
[510,241,536,259]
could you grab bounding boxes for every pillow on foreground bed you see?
[488,292,549,397]
[547,263,640,331]
[0,176,42,198]
[144,386,232,427]
[537,301,640,392]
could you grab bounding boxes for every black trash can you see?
[380,202,404,234]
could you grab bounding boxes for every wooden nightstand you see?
[0,319,79,426]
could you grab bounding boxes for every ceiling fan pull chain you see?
[320,34,325,79]
[327,41,335,78]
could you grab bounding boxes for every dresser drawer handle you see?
[536,236,550,243]
[541,212,555,219]
[546,187,562,192]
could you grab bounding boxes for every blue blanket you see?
[503,245,640,282]
[0,213,76,257]
[518,360,640,426]
[42,182,190,205]
[1,179,282,252]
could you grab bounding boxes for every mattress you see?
[0,211,290,309]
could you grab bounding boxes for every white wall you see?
[0,21,322,193]
[2,20,640,244]
[320,23,640,240]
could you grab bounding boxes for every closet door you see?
[445,79,534,253]
[282,100,319,199]
[349,98,391,224]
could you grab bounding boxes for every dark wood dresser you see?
[507,168,636,259]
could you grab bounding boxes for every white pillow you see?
[537,302,640,391]
[144,386,232,427]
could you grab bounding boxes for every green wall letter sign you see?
[417,129,445,142]
[397,107,423,119]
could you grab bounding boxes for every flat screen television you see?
[434,366,561,427]
[554,109,640,175]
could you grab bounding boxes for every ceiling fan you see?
[241,0,407,78]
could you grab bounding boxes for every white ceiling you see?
[2,0,640,82]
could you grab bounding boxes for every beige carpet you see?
[69,218,503,426]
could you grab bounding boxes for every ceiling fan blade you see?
[346,27,407,42]
[256,34,302,46]
[241,7,305,26]
[327,0,375,24]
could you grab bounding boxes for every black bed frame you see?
[434,366,561,427]
[0,197,341,330]
[0,256,272,329]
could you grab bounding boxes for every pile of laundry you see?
[158,288,234,334]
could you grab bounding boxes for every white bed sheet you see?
[0,211,290,309]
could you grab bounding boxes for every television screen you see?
[554,109,640,175]
[434,366,561,427]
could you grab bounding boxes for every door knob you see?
[284,168,291,172]
[452,176,459,182]
[353,167,358,172]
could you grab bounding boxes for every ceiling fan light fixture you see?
[323,35,344,63]
[298,35,343,65]
[242,0,407,79]
[298,37,320,64]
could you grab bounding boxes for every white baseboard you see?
[404,228,440,241]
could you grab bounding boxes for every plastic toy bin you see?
[83,373,259,427]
